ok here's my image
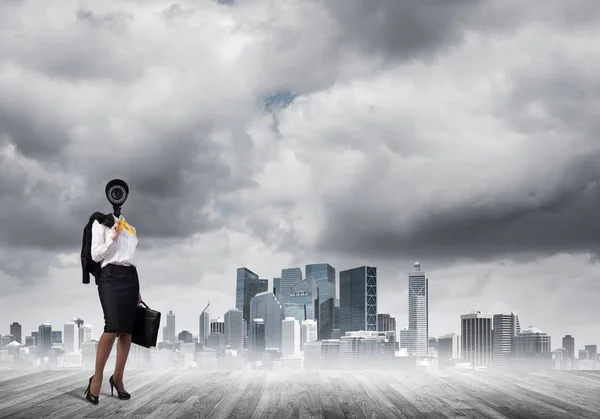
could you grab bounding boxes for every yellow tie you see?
[117,219,134,234]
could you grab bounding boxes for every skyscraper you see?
[273,277,281,298]
[64,322,78,354]
[249,291,285,350]
[9,322,22,345]
[562,335,575,360]
[167,310,176,342]
[306,263,336,340]
[199,304,210,346]
[492,313,520,369]
[38,323,52,358]
[236,267,263,328]
[281,317,301,357]
[408,262,428,356]
[224,309,243,350]
[461,312,492,368]
[280,268,303,307]
[284,278,319,322]
[339,266,378,334]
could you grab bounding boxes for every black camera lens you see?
[111,188,123,200]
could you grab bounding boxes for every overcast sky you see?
[1,0,599,349]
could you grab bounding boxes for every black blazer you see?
[81,212,115,285]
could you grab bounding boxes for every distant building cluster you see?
[1,262,598,372]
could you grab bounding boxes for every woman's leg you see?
[90,332,117,395]
[113,332,132,389]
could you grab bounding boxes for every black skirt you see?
[97,264,139,334]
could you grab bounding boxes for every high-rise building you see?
[236,267,264,330]
[438,333,461,362]
[9,322,22,345]
[377,314,396,335]
[281,317,301,357]
[306,263,336,340]
[280,268,303,307]
[492,313,520,369]
[249,319,266,360]
[339,266,377,335]
[461,311,492,368]
[562,335,575,360]
[284,278,318,322]
[514,326,551,356]
[64,322,78,354]
[300,319,318,351]
[210,317,225,334]
[166,310,176,342]
[408,262,428,356]
[224,309,243,350]
[585,344,597,360]
[38,323,52,358]
[273,278,282,298]
[250,291,285,350]
[199,305,210,346]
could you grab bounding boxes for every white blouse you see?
[91,215,138,268]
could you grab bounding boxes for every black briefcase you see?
[132,301,161,348]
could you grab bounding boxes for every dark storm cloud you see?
[322,0,600,62]
[315,55,600,262]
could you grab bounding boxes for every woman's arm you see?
[91,220,116,262]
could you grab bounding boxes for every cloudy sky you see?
[1,0,599,349]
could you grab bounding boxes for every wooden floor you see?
[0,368,599,419]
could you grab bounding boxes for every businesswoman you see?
[84,212,141,405]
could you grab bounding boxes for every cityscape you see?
[1,262,597,372]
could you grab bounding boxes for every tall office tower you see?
[64,322,78,354]
[461,311,492,368]
[273,278,281,298]
[224,309,244,350]
[377,314,396,335]
[51,331,62,344]
[9,322,22,344]
[339,266,377,335]
[492,313,520,369]
[562,335,575,360]
[306,263,336,340]
[281,317,301,357]
[38,323,52,358]
[83,325,92,342]
[438,333,461,362]
[285,278,318,322]
[280,268,303,307]
[236,267,264,331]
[585,345,597,360]
[166,310,176,342]
[73,317,84,348]
[210,317,225,334]
[199,305,210,346]
[300,319,318,351]
[250,291,285,350]
[408,262,428,356]
[249,319,266,360]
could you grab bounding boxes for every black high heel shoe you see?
[84,376,99,405]
[109,375,131,400]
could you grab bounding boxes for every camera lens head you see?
[105,179,129,207]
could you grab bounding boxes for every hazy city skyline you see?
[1,0,599,348]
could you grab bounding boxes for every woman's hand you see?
[138,292,142,304]
[110,223,120,241]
